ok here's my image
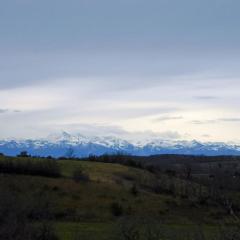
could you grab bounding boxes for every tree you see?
[17,151,30,158]
[182,163,192,180]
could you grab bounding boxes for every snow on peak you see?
[1,132,240,157]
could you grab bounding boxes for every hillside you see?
[0,155,240,240]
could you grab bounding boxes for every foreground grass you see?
[54,221,224,240]
[55,222,115,240]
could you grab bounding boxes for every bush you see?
[17,151,30,158]
[130,184,139,196]
[165,169,176,177]
[111,202,124,217]
[0,187,58,240]
[72,168,90,182]
[32,222,59,240]
[218,224,240,240]
[118,217,140,240]
[152,183,164,194]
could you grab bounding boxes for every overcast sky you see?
[0,0,240,142]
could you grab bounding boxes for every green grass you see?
[0,156,238,239]
[55,222,115,240]
[54,221,222,240]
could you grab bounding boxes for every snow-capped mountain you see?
[0,132,240,157]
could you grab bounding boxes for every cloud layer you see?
[0,0,240,142]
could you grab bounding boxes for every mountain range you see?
[0,132,240,157]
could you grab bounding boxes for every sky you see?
[0,0,240,142]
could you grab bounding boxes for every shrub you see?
[33,222,59,240]
[111,202,124,217]
[0,187,58,240]
[17,151,30,158]
[165,169,176,177]
[218,224,240,240]
[118,217,140,240]
[130,184,139,196]
[72,168,90,182]
[152,183,164,194]
[88,154,97,161]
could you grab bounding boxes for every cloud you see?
[49,123,128,137]
[191,120,218,125]
[155,131,182,139]
[191,117,240,125]
[0,1,240,142]
[202,134,211,138]
[153,116,183,122]
[92,106,179,120]
[56,127,183,141]
[194,96,219,100]
[219,118,240,122]
[0,109,21,114]
[0,109,8,114]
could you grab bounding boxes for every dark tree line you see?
[0,157,61,177]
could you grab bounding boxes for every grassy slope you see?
[0,157,236,239]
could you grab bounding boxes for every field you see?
[0,154,240,239]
